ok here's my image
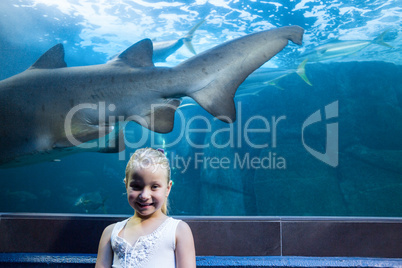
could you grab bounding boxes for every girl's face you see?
[126,165,171,218]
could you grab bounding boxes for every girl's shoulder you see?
[175,220,193,239]
[168,217,182,224]
[102,219,128,239]
[166,217,184,230]
[174,219,196,267]
[101,218,129,238]
[102,223,117,237]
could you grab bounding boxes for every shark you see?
[0,25,304,168]
[300,30,392,62]
[152,20,204,62]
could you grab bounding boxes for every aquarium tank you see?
[0,0,401,217]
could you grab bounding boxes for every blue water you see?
[0,0,401,216]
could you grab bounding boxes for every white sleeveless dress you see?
[111,217,181,268]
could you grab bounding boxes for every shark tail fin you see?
[296,59,313,86]
[188,77,239,123]
[185,25,304,123]
[373,30,393,48]
[183,19,205,54]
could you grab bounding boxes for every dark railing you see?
[1,214,401,267]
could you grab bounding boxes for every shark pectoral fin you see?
[97,124,125,153]
[137,99,182,133]
[112,39,155,67]
[56,124,124,153]
[55,123,114,149]
[55,130,101,148]
[29,43,67,69]
[296,59,313,86]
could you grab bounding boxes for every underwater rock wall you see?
[195,61,402,216]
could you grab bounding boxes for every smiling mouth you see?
[137,202,154,208]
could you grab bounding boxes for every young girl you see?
[95,148,196,268]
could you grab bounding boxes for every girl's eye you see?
[130,184,142,190]
[152,185,160,190]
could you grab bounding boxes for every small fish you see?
[75,192,108,213]
[300,30,392,62]
[237,58,312,95]
[5,190,38,202]
[265,58,312,89]
[152,19,205,62]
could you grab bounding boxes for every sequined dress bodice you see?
[111,217,180,268]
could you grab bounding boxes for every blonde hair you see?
[125,147,171,214]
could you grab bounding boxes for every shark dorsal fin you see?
[115,39,155,67]
[30,43,67,69]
